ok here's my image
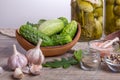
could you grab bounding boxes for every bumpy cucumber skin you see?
[58,17,68,26]
[51,34,72,45]
[51,20,77,45]
[19,19,77,46]
[19,25,54,46]
[61,20,77,39]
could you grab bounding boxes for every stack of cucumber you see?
[19,17,78,47]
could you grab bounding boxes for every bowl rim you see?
[16,23,81,49]
[104,56,120,66]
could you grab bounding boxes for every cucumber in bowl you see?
[19,17,78,47]
[38,17,68,36]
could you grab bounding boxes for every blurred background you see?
[0,0,71,28]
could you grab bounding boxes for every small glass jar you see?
[105,0,120,35]
[71,0,103,41]
[80,49,101,71]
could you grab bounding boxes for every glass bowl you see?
[88,40,114,57]
[104,53,120,72]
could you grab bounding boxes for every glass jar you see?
[105,0,120,35]
[71,0,103,41]
[80,49,101,71]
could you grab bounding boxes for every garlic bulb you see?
[7,44,28,70]
[13,68,24,79]
[26,39,45,65]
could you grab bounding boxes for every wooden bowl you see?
[16,24,81,57]
[105,30,120,41]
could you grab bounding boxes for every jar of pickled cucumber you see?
[105,0,120,35]
[71,0,103,41]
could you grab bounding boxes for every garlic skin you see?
[26,39,45,65]
[0,66,4,74]
[8,44,28,70]
[13,68,24,79]
[30,64,42,75]
[22,66,30,74]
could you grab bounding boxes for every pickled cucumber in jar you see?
[71,0,103,41]
[105,0,120,35]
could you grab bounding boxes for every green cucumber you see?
[61,20,78,39]
[38,18,66,36]
[19,25,54,46]
[51,34,72,45]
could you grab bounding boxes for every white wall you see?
[0,0,71,28]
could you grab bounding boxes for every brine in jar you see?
[71,0,103,41]
[105,0,120,35]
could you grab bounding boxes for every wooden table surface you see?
[0,34,120,80]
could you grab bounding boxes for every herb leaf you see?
[74,49,82,61]
[43,57,78,69]
[43,49,83,69]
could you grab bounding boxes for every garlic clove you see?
[0,66,4,74]
[26,39,45,65]
[13,68,24,79]
[22,66,30,74]
[29,64,42,75]
[8,44,28,70]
